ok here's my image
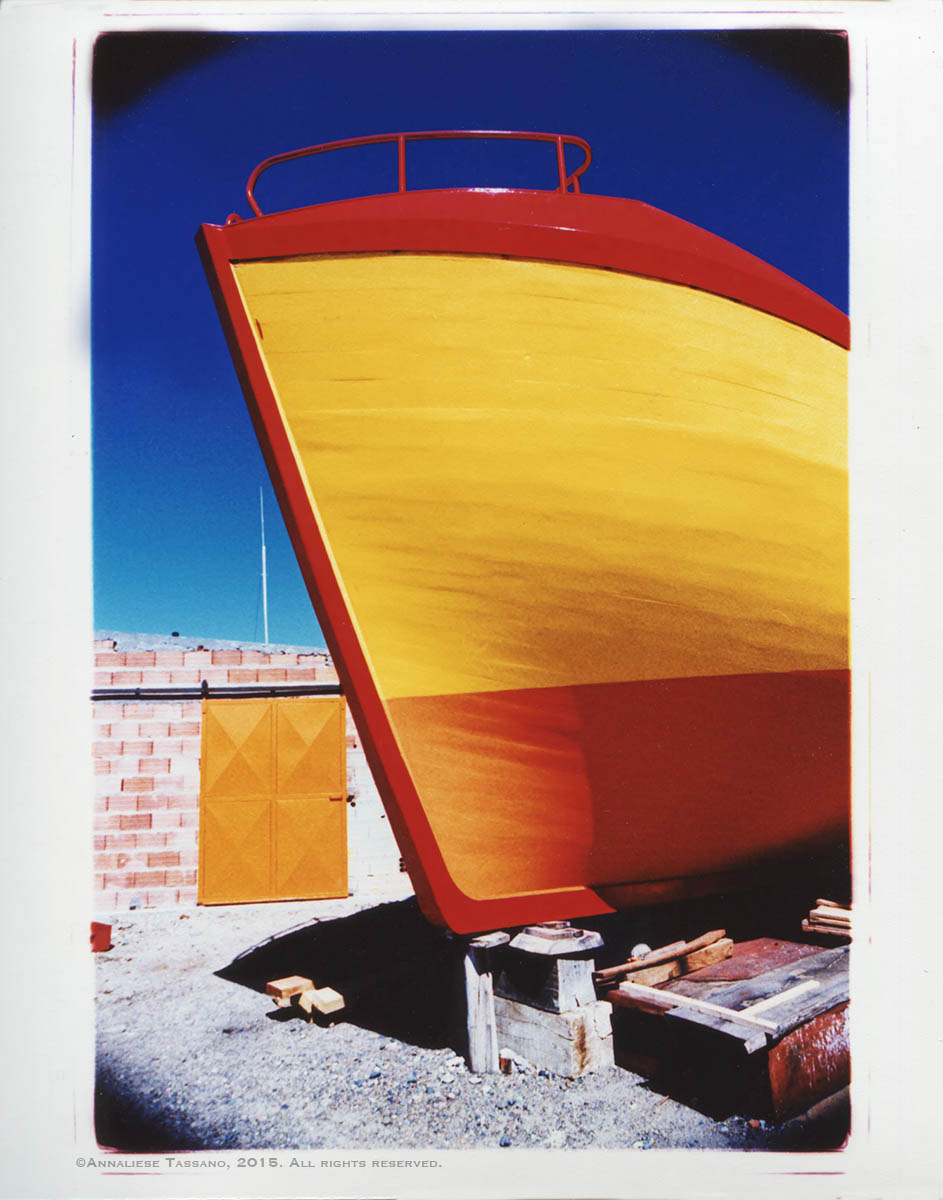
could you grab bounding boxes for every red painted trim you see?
[214,188,849,348]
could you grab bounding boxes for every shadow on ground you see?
[214,897,466,1051]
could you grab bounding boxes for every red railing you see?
[244,130,593,218]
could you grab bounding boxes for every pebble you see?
[368,1070,381,1079]
[468,1075,482,1085]
[499,1135,512,1147]
[441,1073,455,1084]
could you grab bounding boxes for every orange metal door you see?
[199,696,347,904]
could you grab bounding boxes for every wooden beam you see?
[266,975,314,1000]
[595,930,726,983]
[464,931,510,1074]
[741,979,820,1015]
[617,981,779,1032]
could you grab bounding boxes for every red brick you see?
[155,650,186,667]
[139,670,173,686]
[180,700,202,718]
[112,670,144,686]
[147,850,181,868]
[151,811,183,830]
[93,834,106,851]
[103,831,159,850]
[94,671,114,687]
[165,793,198,811]
[178,811,199,828]
[239,650,270,665]
[139,756,171,774]
[176,848,199,868]
[94,639,117,652]
[138,722,171,738]
[97,814,122,830]
[106,795,139,813]
[136,794,168,812]
[121,776,154,793]
[93,872,107,891]
[169,721,200,737]
[92,740,121,758]
[144,890,177,908]
[119,740,153,757]
[96,891,120,911]
[93,722,113,738]
[183,650,213,667]
[119,812,152,831]
[131,870,167,888]
[227,668,259,684]
[93,759,111,776]
[164,869,197,887]
[168,670,202,685]
[150,738,185,756]
[316,666,340,682]
[103,871,133,889]
[257,668,287,683]
[112,889,147,909]
[177,887,198,905]
[211,649,243,665]
[125,651,156,667]
[122,703,155,719]
[95,852,130,871]
[95,653,116,667]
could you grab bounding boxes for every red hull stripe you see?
[215,189,849,348]
[386,669,850,902]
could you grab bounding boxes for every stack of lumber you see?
[266,975,345,1019]
[594,929,733,990]
[802,898,852,940]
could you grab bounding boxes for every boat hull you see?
[198,189,849,933]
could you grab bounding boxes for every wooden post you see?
[463,931,510,1074]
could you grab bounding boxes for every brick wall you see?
[92,636,409,913]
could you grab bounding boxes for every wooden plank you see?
[625,938,734,987]
[741,979,820,1015]
[616,981,779,1032]
[266,975,314,1000]
[308,985,345,1015]
[595,930,726,983]
[682,937,822,982]
[802,919,851,939]
[465,939,504,1073]
[809,907,851,926]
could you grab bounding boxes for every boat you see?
[196,130,849,934]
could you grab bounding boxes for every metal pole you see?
[260,487,269,645]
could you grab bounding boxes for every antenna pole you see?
[260,487,269,645]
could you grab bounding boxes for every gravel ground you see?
[94,892,849,1153]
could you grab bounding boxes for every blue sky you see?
[92,29,848,648]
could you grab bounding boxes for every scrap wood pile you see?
[802,898,852,940]
[593,928,733,990]
[266,974,345,1020]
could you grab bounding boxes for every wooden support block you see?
[266,975,314,1000]
[300,986,345,1015]
[496,953,597,1014]
[494,996,614,1078]
[464,931,510,1074]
